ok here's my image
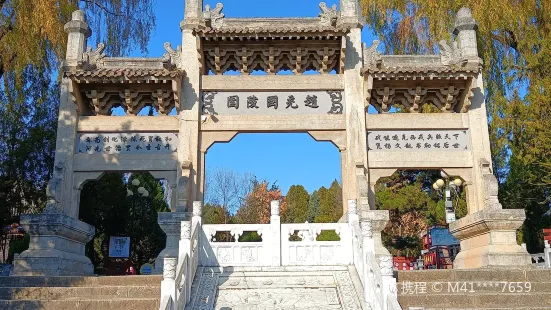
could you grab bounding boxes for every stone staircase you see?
[396,269,551,309]
[186,266,366,310]
[0,275,162,310]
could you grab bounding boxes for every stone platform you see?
[186,266,365,310]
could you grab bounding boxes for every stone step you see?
[396,269,550,283]
[0,298,159,310]
[0,275,162,287]
[0,285,160,300]
[398,292,551,309]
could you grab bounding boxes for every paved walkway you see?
[187,267,364,310]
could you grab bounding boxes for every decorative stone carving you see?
[193,201,203,217]
[83,87,178,116]
[44,160,65,214]
[370,85,465,113]
[230,228,244,242]
[163,42,181,67]
[439,39,463,66]
[80,43,105,68]
[178,176,189,200]
[181,221,192,240]
[203,43,342,75]
[360,221,373,238]
[271,201,280,216]
[363,40,382,67]
[201,91,217,115]
[319,2,339,26]
[203,3,224,28]
[163,257,177,279]
[479,158,502,210]
[326,91,344,114]
[379,255,394,276]
[347,200,357,215]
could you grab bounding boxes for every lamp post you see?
[432,171,463,224]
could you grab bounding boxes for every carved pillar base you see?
[154,212,189,274]
[12,214,95,276]
[360,209,391,257]
[450,208,531,269]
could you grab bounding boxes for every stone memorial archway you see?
[12,1,530,276]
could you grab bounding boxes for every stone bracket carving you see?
[203,42,343,75]
[479,158,502,210]
[83,85,178,116]
[370,85,466,113]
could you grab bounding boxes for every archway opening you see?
[204,133,342,229]
[79,172,171,275]
[374,169,467,270]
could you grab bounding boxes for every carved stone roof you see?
[66,68,184,84]
[362,41,482,80]
[194,18,351,39]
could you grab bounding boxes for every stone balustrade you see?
[160,200,400,310]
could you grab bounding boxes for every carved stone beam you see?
[436,86,460,112]
[85,90,109,115]
[340,37,346,73]
[236,47,254,75]
[172,78,182,112]
[406,86,427,113]
[456,77,475,113]
[119,89,141,115]
[290,46,308,75]
[152,89,173,115]
[375,87,394,113]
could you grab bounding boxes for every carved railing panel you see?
[281,223,351,266]
[200,224,271,267]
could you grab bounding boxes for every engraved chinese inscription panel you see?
[202,91,344,115]
[78,133,179,154]
[367,130,469,151]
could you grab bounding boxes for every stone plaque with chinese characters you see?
[78,133,179,154]
[202,91,344,115]
[367,130,469,151]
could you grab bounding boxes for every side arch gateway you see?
[12,1,530,278]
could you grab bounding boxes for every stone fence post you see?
[270,200,281,267]
[160,257,177,305]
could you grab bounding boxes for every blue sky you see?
[128,0,377,195]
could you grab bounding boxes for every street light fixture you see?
[432,173,463,224]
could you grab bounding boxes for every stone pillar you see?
[154,212,189,274]
[12,11,96,276]
[160,257,177,304]
[339,0,368,211]
[270,200,281,267]
[453,7,479,66]
[447,7,531,269]
[178,0,203,212]
[360,210,391,257]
